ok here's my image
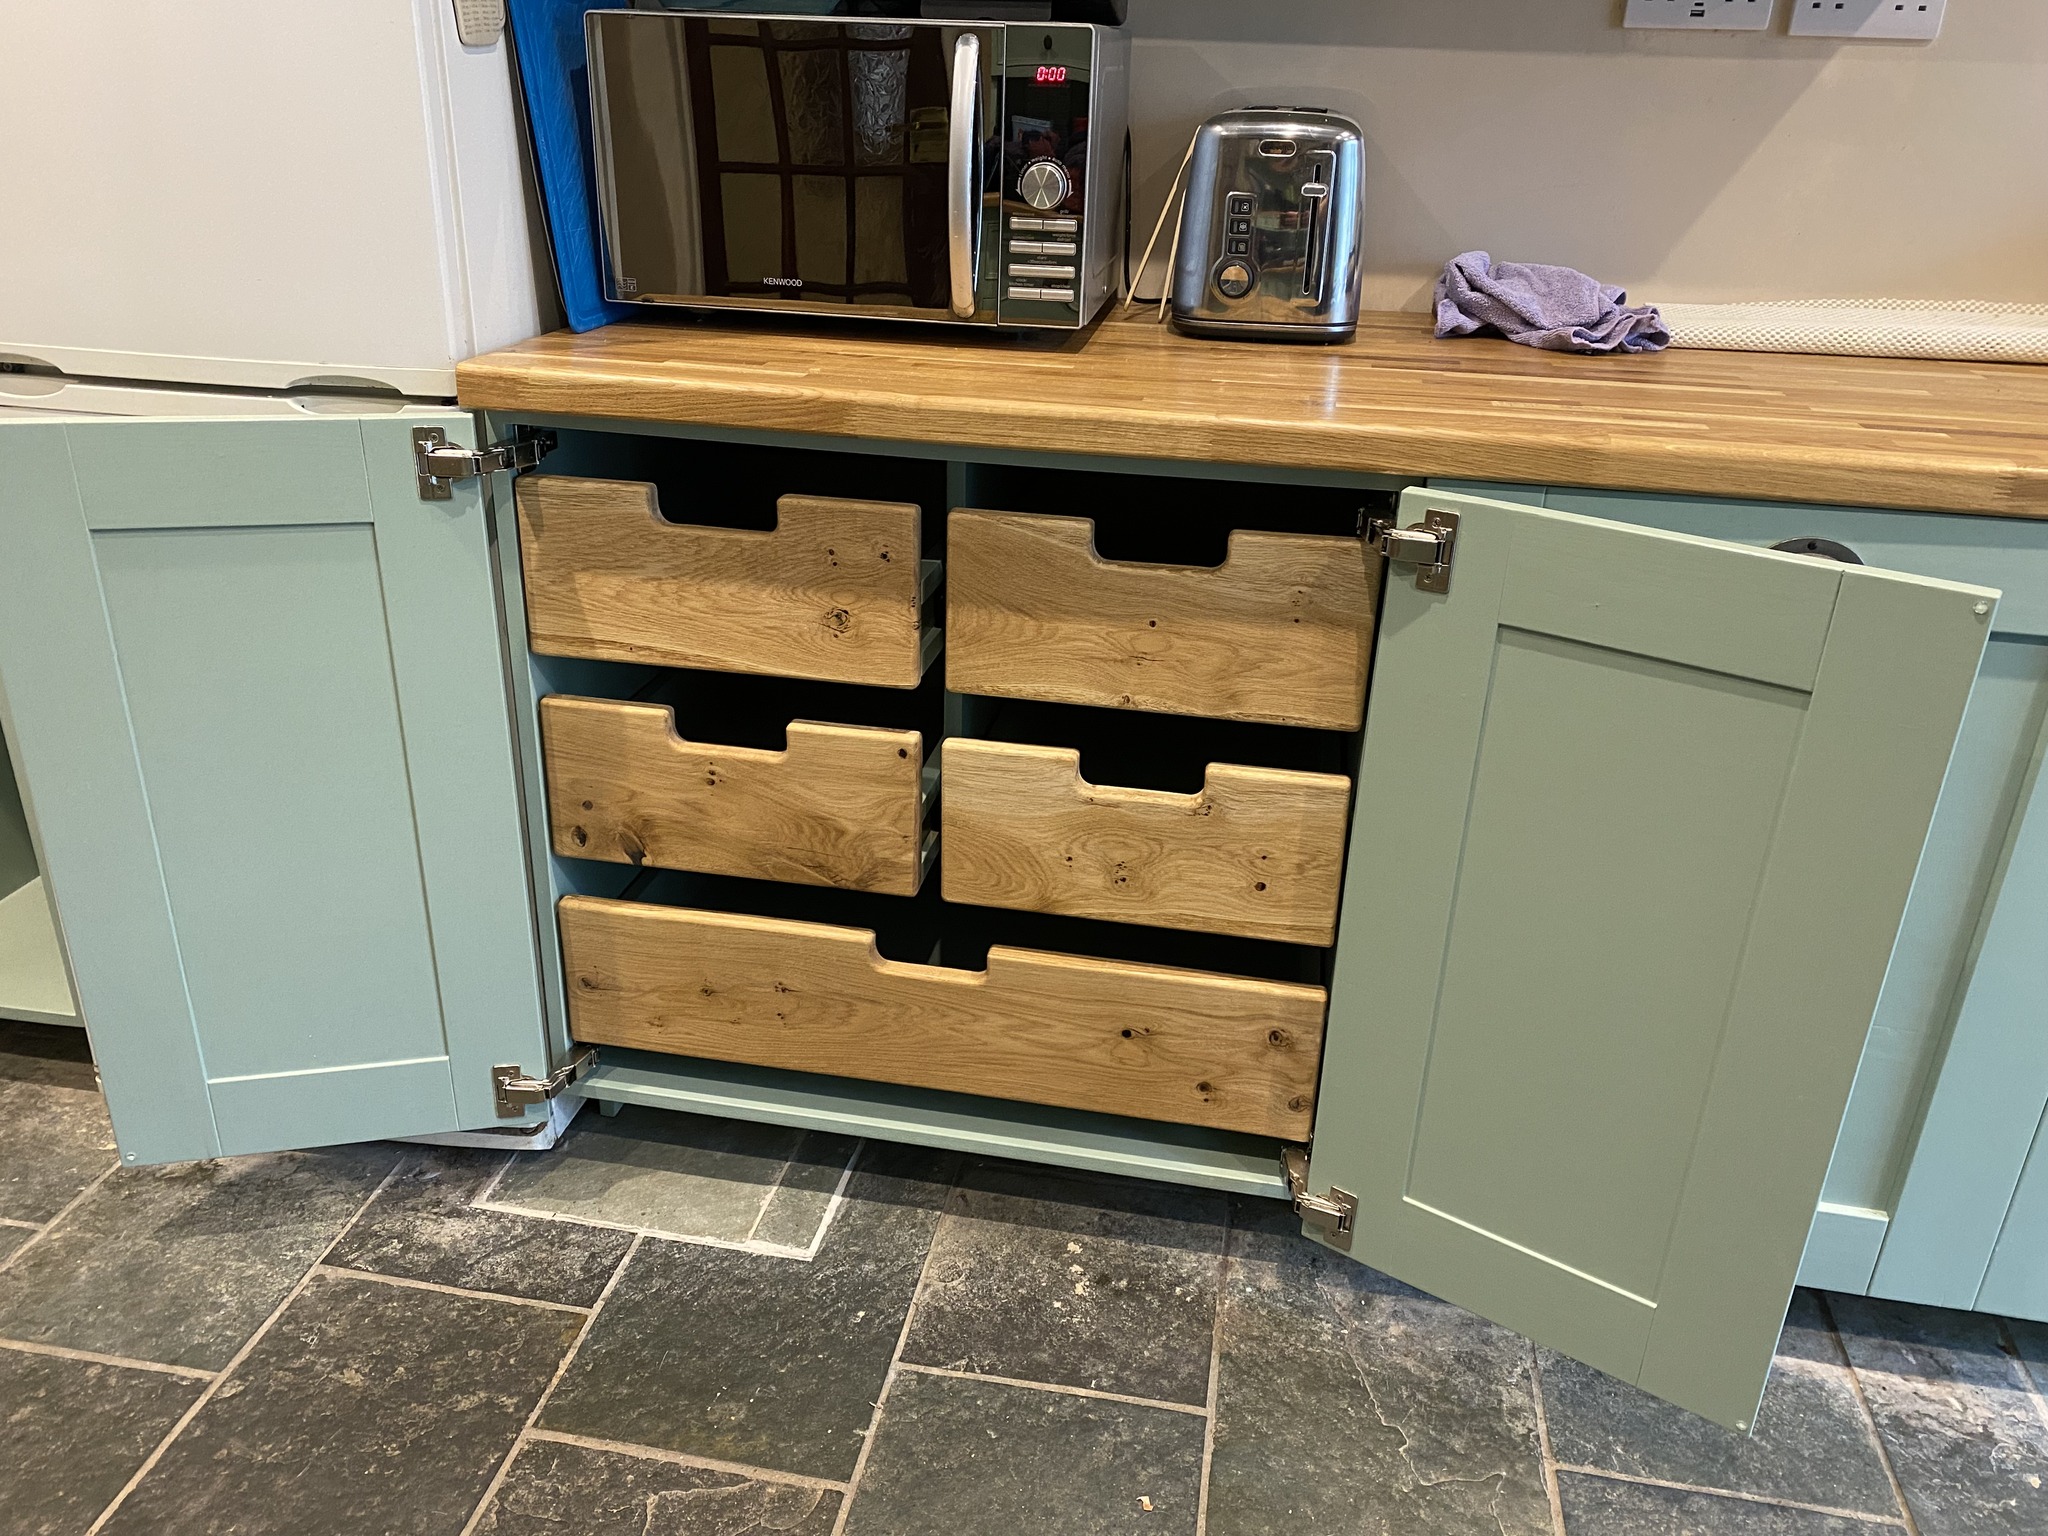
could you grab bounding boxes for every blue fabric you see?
[508,0,637,332]
[1435,251,1669,355]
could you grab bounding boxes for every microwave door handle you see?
[947,31,982,319]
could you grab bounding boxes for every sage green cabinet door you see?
[0,417,550,1165]
[1309,488,1994,1430]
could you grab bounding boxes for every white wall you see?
[1125,1,2048,311]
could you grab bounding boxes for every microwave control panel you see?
[998,25,1097,322]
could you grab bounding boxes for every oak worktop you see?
[458,310,2048,518]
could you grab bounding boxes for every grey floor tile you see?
[476,1437,842,1535]
[326,1146,633,1308]
[1831,1294,2048,1536]
[0,1223,31,1263]
[1541,1295,1898,1518]
[98,1272,575,1536]
[490,1106,811,1243]
[0,1346,204,1536]
[0,1020,116,1225]
[1205,1197,1553,1536]
[840,1369,1206,1536]
[901,1158,1226,1406]
[540,1141,958,1482]
[1558,1472,1890,1534]
[0,1143,398,1371]
[750,1131,864,1252]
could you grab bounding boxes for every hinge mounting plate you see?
[1281,1146,1357,1238]
[1366,508,1458,593]
[492,1047,598,1117]
[414,426,556,501]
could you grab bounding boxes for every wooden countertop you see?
[458,310,2048,518]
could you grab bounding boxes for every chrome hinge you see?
[1281,1145,1357,1238]
[414,426,556,501]
[1366,508,1459,594]
[492,1047,598,1117]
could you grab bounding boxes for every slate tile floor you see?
[4,1020,2047,1535]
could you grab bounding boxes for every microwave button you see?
[1040,216,1079,234]
[1007,284,1050,301]
[1039,286,1077,303]
[1011,215,1047,232]
[1226,236,1251,256]
[1228,217,1252,236]
[1010,262,1077,281]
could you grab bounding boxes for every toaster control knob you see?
[1216,260,1256,299]
[1018,159,1071,212]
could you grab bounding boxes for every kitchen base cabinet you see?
[0,411,1998,1435]
[0,720,76,1028]
[0,417,553,1162]
[1438,479,2048,1324]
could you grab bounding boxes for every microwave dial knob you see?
[1019,159,1071,212]
[1216,260,1256,300]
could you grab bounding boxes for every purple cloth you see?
[1435,251,1669,355]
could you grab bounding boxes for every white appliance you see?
[0,0,545,401]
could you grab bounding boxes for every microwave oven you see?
[585,9,1130,329]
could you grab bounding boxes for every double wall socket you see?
[1623,0,1773,30]
[1788,0,1945,39]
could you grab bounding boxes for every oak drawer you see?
[941,739,1351,945]
[559,895,1325,1140]
[541,695,931,895]
[518,476,940,687]
[946,510,1378,728]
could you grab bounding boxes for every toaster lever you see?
[1301,155,1334,298]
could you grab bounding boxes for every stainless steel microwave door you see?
[588,13,994,319]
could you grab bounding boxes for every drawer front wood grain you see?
[542,695,928,895]
[560,895,1325,1140]
[946,510,1379,729]
[518,476,934,687]
[942,739,1351,944]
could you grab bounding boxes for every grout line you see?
[742,1148,800,1246]
[83,1157,405,1536]
[794,1141,865,1263]
[0,1215,43,1230]
[524,1427,851,1493]
[0,1164,116,1276]
[1193,1207,1230,1536]
[1553,1465,1908,1527]
[1997,1317,2048,1440]
[894,1361,1210,1418]
[0,1336,219,1384]
[1821,1293,1923,1536]
[830,1159,960,1536]
[469,1150,520,1211]
[473,1196,823,1261]
[310,1264,593,1315]
[459,1231,646,1536]
[1528,1345,1568,1536]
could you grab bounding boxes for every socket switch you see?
[1624,0,1774,30]
[1788,0,1945,38]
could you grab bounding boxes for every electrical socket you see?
[1788,0,1945,39]
[1624,0,1774,30]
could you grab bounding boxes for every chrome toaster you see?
[1171,108,1364,343]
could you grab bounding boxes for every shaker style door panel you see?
[1310,488,1993,1430]
[0,417,549,1163]
[1477,483,2048,1315]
